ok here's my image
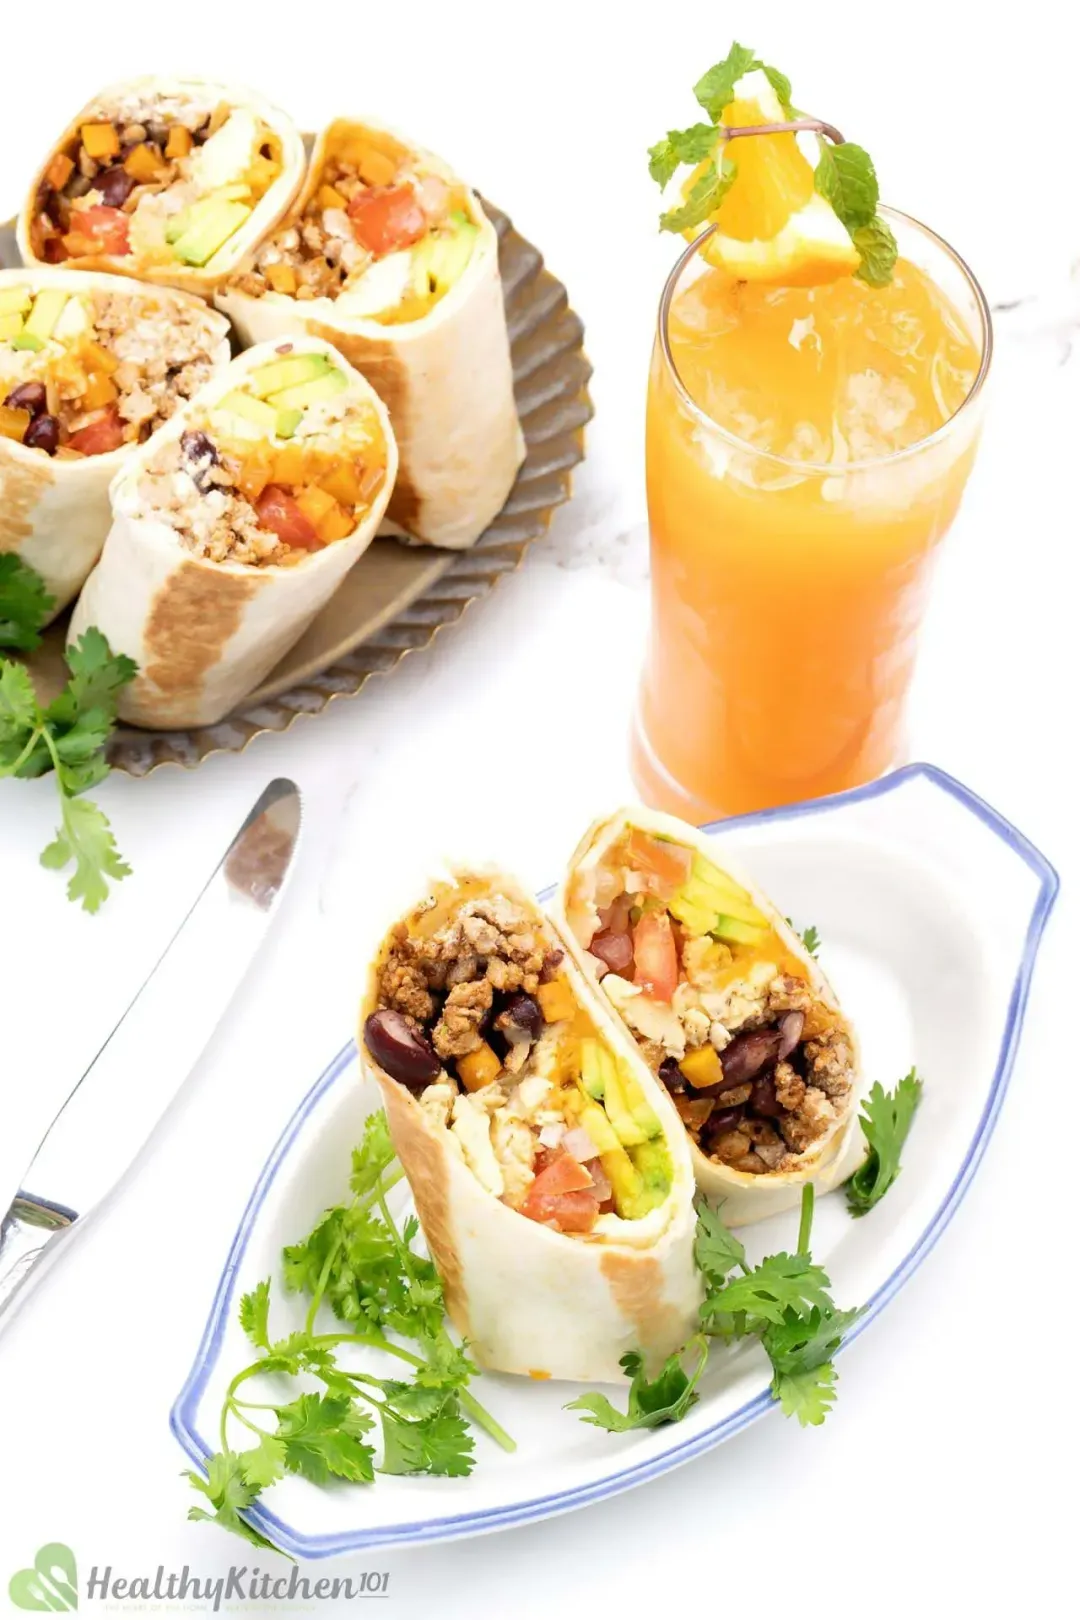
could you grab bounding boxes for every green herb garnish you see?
[0,555,55,651]
[186,1112,515,1553]
[566,1339,709,1433]
[844,1069,924,1216]
[0,627,136,912]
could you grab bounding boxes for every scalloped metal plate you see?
[0,201,592,775]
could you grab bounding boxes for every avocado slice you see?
[601,1146,647,1219]
[11,334,44,352]
[628,1141,672,1213]
[217,390,280,432]
[0,312,23,342]
[165,187,251,244]
[574,1092,621,1155]
[712,914,769,947]
[171,198,252,267]
[598,1049,649,1148]
[0,285,32,320]
[267,368,348,410]
[667,893,718,936]
[23,289,69,343]
[410,218,478,299]
[580,1038,606,1101]
[248,352,333,399]
[275,406,304,440]
[618,1066,664,1141]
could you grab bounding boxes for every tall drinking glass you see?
[633,207,992,820]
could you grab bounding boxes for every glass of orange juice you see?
[633,207,992,820]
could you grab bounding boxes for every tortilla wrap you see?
[552,807,868,1225]
[359,865,701,1383]
[18,77,305,298]
[0,266,231,617]
[216,117,524,548]
[68,335,397,728]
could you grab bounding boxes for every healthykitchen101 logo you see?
[10,1543,79,1611]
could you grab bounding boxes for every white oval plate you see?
[171,763,1057,1558]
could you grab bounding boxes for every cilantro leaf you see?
[0,660,40,744]
[814,141,879,229]
[567,1337,709,1433]
[349,1110,398,1201]
[660,155,735,233]
[275,1393,376,1485]
[800,924,821,957]
[693,1197,747,1286]
[237,1432,287,1490]
[40,793,131,913]
[648,123,719,188]
[773,1362,838,1427]
[49,627,138,723]
[185,1451,279,1552]
[380,1403,475,1478]
[693,41,759,119]
[845,1069,923,1216]
[853,218,899,287]
[239,1279,272,1352]
[764,1302,860,1378]
[0,556,55,652]
[702,1251,833,1330]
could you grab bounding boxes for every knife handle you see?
[0,1194,75,1328]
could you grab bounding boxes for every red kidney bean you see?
[705,1105,744,1139]
[720,1027,782,1087]
[750,1069,784,1118]
[4,381,47,416]
[96,166,136,209]
[180,430,220,490]
[23,415,60,455]
[777,1011,804,1062]
[496,992,542,1043]
[364,1010,441,1089]
[659,1056,686,1093]
[590,928,634,975]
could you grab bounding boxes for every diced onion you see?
[538,1123,565,1149]
[562,1126,598,1162]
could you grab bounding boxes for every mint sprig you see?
[814,139,897,286]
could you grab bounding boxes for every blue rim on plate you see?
[170,762,1059,1557]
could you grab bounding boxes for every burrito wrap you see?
[68,336,397,727]
[217,118,524,548]
[360,865,701,1383]
[553,807,869,1226]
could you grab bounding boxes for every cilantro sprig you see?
[648,39,897,285]
[572,1188,860,1433]
[187,1112,515,1553]
[785,917,821,958]
[0,555,55,652]
[844,1069,924,1216]
[0,627,136,912]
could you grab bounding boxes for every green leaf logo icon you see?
[9,1543,78,1611]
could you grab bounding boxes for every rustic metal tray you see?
[1,203,592,775]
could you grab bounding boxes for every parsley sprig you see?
[0,627,136,912]
[844,1069,924,1216]
[0,555,55,652]
[187,1112,515,1553]
[571,1188,859,1433]
[649,39,898,285]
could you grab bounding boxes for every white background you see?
[1,2,1078,1614]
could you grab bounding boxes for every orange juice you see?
[634,210,990,819]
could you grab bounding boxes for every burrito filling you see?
[568,831,854,1175]
[30,92,284,270]
[130,349,388,565]
[0,280,225,458]
[365,885,676,1235]
[230,123,478,322]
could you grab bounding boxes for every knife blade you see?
[0,777,303,1328]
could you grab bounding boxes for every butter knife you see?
[0,777,303,1329]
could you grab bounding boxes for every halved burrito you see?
[217,118,524,548]
[0,267,230,615]
[68,336,396,727]
[18,77,304,297]
[553,808,867,1225]
[359,869,700,1383]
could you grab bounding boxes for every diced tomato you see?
[632,910,679,1001]
[254,485,322,551]
[66,406,125,456]
[598,894,633,935]
[522,1186,600,1234]
[626,830,692,897]
[63,205,130,257]
[347,185,427,256]
[528,1150,595,1199]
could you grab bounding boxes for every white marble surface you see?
[2,2,1078,1613]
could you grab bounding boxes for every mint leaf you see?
[773,1362,838,1426]
[660,155,735,234]
[845,1070,923,1215]
[0,556,54,652]
[40,794,131,914]
[567,1337,708,1433]
[814,141,879,229]
[760,63,793,114]
[694,42,759,119]
[853,218,899,287]
[648,123,719,188]
[239,1279,272,1351]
